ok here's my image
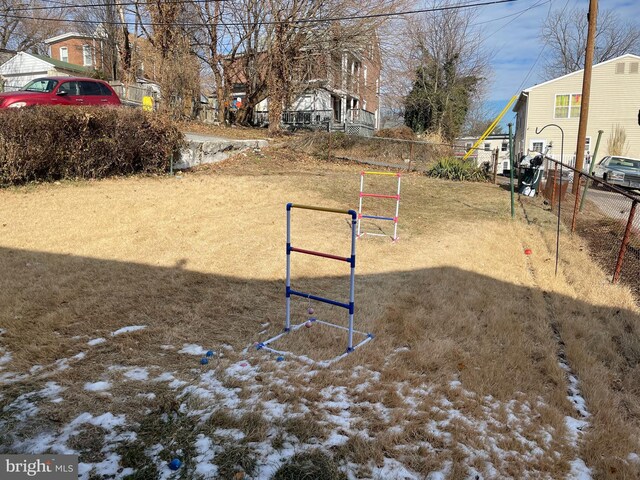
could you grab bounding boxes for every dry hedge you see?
[0,106,184,185]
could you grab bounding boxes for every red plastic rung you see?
[360,193,399,199]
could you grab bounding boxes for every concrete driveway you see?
[585,186,640,230]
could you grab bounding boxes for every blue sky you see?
[473,0,640,127]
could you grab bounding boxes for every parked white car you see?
[593,156,640,190]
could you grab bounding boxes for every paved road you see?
[585,187,640,230]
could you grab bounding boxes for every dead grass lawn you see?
[0,145,639,479]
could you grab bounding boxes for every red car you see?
[0,77,121,109]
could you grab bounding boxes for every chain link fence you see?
[295,132,454,172]
[536,156,639,297]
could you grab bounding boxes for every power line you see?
[513,0,570,94]
[3,0,519,27]
[8,0,225,13]
[472,0,548,27]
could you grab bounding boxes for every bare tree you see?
[71,0,129,81]
[255,0,390,134]
[542,5,640,79]
[189,0,265,124]
[136,1,201,118]
[402,0,488,140]
[0,0,65,53]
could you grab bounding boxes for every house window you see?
[615,62,625,74]
[465,142,473,151]
[484,142,491,151]
[554,93,581,118]
[375,78,379,95]
[59,47,68,63]
[501,142,508,152]
[83,45,93,66]
[532,141,544,153]
[630,62,639,74]
[363,66,367,87]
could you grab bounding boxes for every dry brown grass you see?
[178,120,270,140]
[1,143,639,477]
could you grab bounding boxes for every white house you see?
[456,133,511,173]
[0,52,91,91]
[513,53,640,167]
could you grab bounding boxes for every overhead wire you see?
[3,0,520,27]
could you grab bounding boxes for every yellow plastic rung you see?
[290,204,353,215]
[362,171,400,176]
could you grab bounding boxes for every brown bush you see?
[0,106,184,185]
[374,126,416,140]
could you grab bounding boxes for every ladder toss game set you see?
[257,171,402,365]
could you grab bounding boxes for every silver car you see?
[594,156,640,190]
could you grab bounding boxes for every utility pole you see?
[573,0,598,193]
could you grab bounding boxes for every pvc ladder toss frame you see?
[256,203,374,366]
[357,171,402,241]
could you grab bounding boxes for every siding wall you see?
[290,89,332,111]
[0,53,53,88]
[518,55,640,163]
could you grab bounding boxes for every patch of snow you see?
[214,428,245,440]
[225,361,259,381]
[1,382,65,422]
[124,367,149,381]
[0,351,12,366]
[168,379,187,389]
[194,434,218,477]
[372,457,420,480]
[565,416,589,446]
[136,393,156,400]
[72,352,86,360]
[54,358,70,372]
[84,381,111,392]
[154,372,176,382]
[87,338,106,346]
[567,459,592,480]
[178,344,209,355]
[628,452,639,463]
[111,325,146,336]
[325,431,349,446]
[160,344,174,350]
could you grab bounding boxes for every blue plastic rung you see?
[256,343,265,350]
[361,214,394,221]
[289,289,350,310]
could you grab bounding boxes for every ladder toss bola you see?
[357,171,402,241]
[257,203,373,365]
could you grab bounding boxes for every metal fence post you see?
[328,126,332,162]
[551,162,558,210]
[492,148,498,184]
[408,141,414,172]
[571,172,581,232]
[509,123,514,218]
[613,200,637,283]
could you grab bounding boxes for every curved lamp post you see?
[535,124,564,277]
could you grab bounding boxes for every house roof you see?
[0,52,91,75]
[29,53,91,73]
[44,32,94,44]
[513,53,640,112]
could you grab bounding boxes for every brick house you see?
[44,32,103,73]
[234,34,382,134]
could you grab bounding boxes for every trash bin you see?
[518,154,544,197]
